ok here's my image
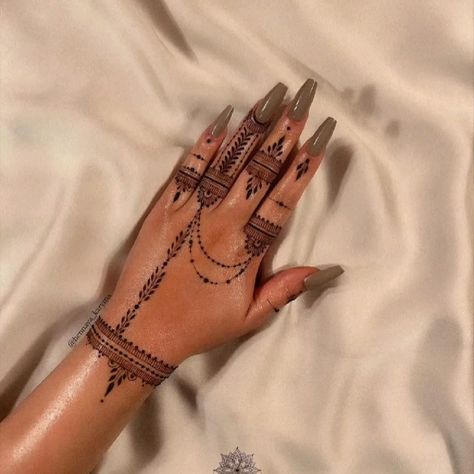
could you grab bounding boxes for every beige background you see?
[1,1,473,472]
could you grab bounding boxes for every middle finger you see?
[219,78,317,222]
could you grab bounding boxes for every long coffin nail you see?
[304,265,344,291]
[210,105,234,137]
[288,78,318,121]
[307,117,337,156]
[255,82,288,124]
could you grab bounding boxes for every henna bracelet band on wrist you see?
[86,316,177,391]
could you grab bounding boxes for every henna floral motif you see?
[246,135,285,199]
[86,316,176,401]
[244,214,282,257]
[296,157,310,180]
[173,166,201,202]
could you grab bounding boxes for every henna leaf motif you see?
[219,128,252,174]
[246,176,263,199]
[296,158,310,180]
[267,135,285,158]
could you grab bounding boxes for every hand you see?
[91,79,343,400]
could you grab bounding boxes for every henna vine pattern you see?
[198,108,267,208]
[246,135,285,199]
[88,224,191,400]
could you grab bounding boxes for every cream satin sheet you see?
[1,1,473,473]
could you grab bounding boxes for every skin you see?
[0,80,336,473]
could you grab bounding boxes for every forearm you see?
[0,336,155,473]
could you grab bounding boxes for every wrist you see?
[86,308,181,402]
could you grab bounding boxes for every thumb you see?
[243,265,344,332]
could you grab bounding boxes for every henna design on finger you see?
[244,214,282,257]
[268,196,292,210]
[86,316,177,401]
[173,166,202,202]
[245,135,285,199]
[198,167,234,207]
[198,107,268,208]
[296,157,310,180]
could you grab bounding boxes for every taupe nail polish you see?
[307,117,337,155]
[303,265,344,291]
[288,78,318,120]
[255,82,288,124]
[210,105,234,137]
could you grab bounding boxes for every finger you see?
[242,265,344,332]
[197,82,287,209]
[164,105,234,208]
[221,79,317,221]
[248,117,337,241]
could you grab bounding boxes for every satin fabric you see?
[1,1,472,472]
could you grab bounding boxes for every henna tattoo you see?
[115,229,188,334]
[218,128,254,175]
[246,135,285,199]
[268,196,292,210]
[93,225,191,400]
[91,109,279,400]
[86,316,176,401]
[198,108,268,207]
[296,157,310,180]
[173,166,201,202]
[198,167,234,207]
[192,153,205,161]
[244,214,282,257]
[187,209,251,285]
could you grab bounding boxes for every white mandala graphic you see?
[214,447,261,473]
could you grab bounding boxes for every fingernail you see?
[210,105,234,137]
[288,78,318,121]
[303,265,344,291]
[307,117,337,156]
[255,82,288,124]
